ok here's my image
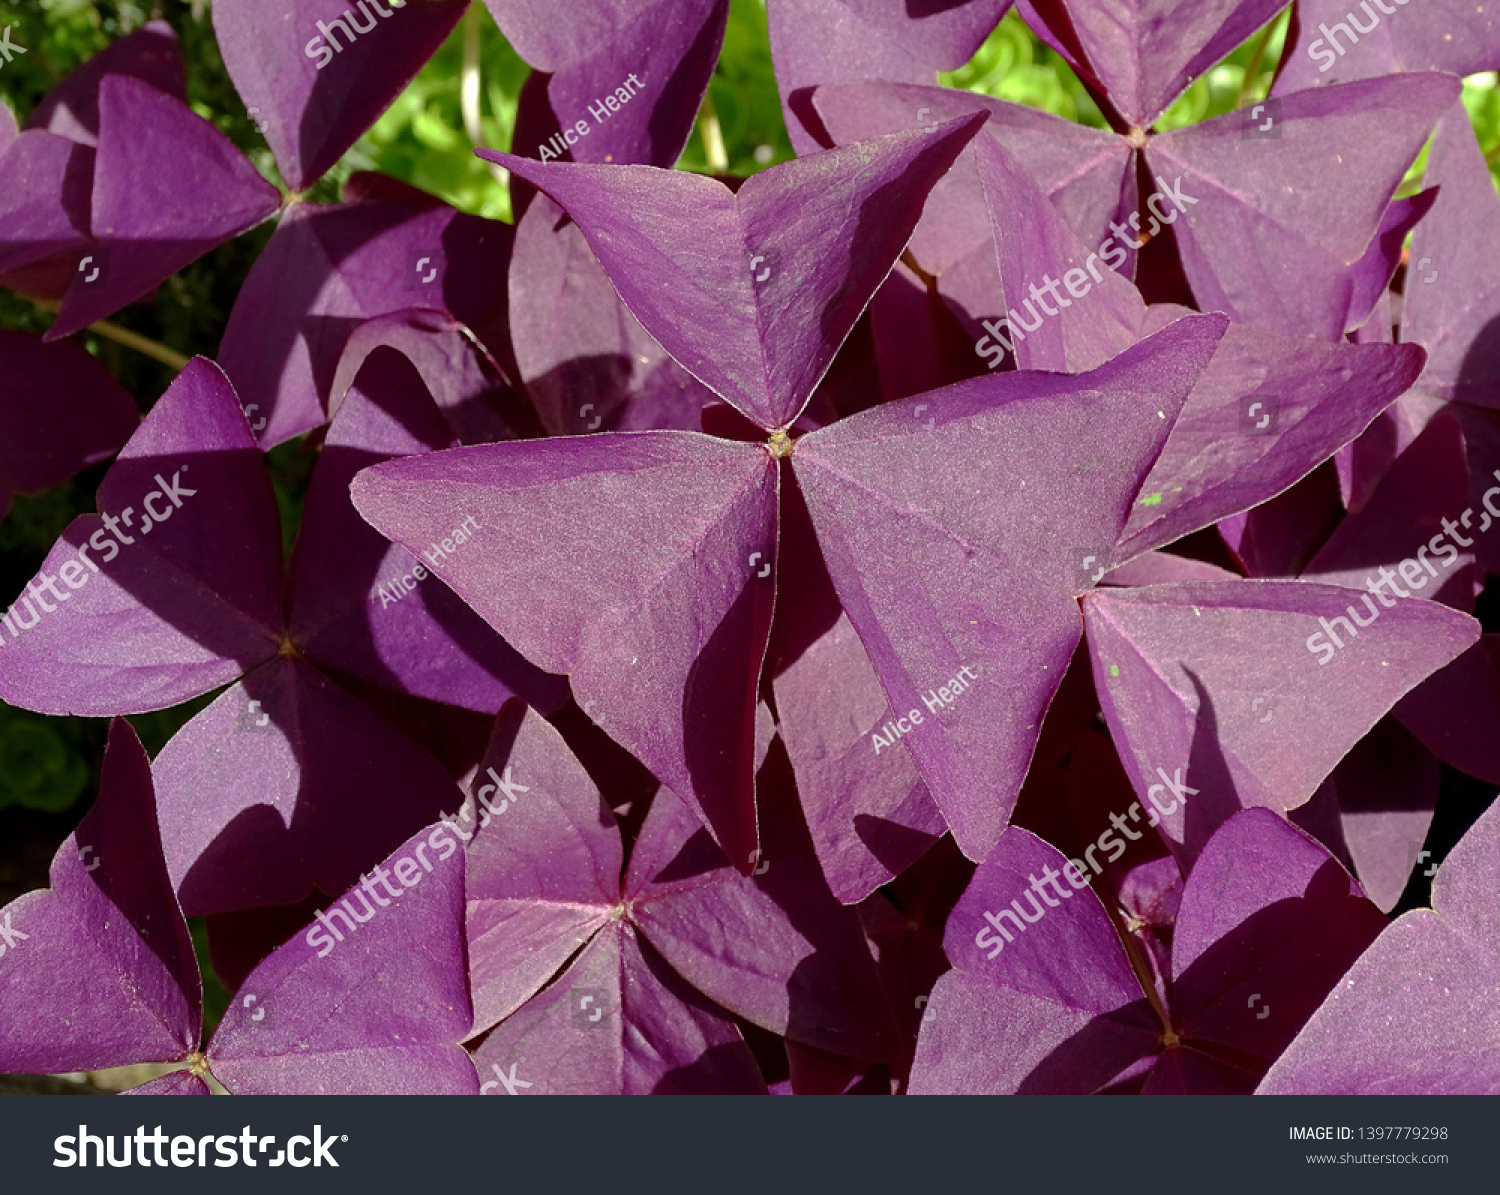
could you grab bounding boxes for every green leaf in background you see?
[0,709,89,812]
[939,9,1107,127]
[190,916,232,1038]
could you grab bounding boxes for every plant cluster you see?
[0,0,1497,1095]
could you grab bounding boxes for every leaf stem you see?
[23,296,190,372]
[699,90,729,174]
[1235,19,1278,108]
[461,3,509,192]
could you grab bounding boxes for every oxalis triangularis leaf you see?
[354,112,1454,873]
[0,720,478,1095]
[458,700,897,1091]
[0,355,561,917]
[356,117,1244,868]
[910,808,1388,1093]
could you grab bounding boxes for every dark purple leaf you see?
[768,0,1011,151]
[508,194,719,435]
[47,76,281,340]
[1083,579,1478,863]
[1018,0,1287,128]
[490,0,729,169]
[1276,0,1500,93]
[205,821,478,1094]
[0,720,200,1074]
[1259,796,1500,1093]
[213,0,468,192]
[790,314,1226,859]
[1145,74,1460,339]
[23,20,185,147]
[218,195,513,446]
[482,119,987,430]
[0,331,138,521]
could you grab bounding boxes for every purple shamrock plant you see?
[0,720,477,1095]
[1,0,1498,1099]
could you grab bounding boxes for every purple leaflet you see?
[1402,106,1500,410]
[205,822,477,1095]
[0,358,284,714]
[23,20,186,147]
[1392,636,1500,785]
[0,131,94,287]
[490,0,728,170]
[0,729,478,1095]
[1143,74,1461,340]
[1302,716,1441,914]
[1239,412,1500,789]
[481,118,987,430]
[972,131,1145,372]
[1017,0,1287,129]
[1275,0,1500,94]
[1345,187,1437,335]
[1218,461,1347,579]
[1258,795,1500,1093]
[45,76,280,341]
[1101,551,1239,586]
[628,730,899,1062]
[1300,410,1475,611]
[152,655,463,920]
[1083,579,1478,864]
[0,331,139,521]
[812,82,1133,266]
[773,612,946,904]
[0,24,184,290]
[910,809,1385,1093]
[471,922,767,1095]
[212,0,468,193]
[0,359,500,917]
[507,194,718,435]
[327,307,530,445]
[218,193,513,446]
[789,314,1227,860]
[767,0,1011,152]
[460,702,891,1090]
[1117,311,1427,560]
[286,347,568,716]
[356,430,778,865]
[0,720,200,1076]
